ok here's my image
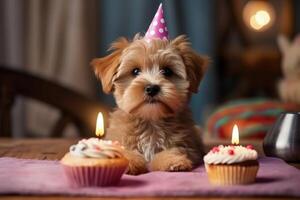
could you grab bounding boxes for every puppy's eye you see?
[132,68,141,76]
[160,67,173,77]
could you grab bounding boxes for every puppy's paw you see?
[150,149,193,172]
[122,150,148,175]
[127,161,148,175]
[168,161,193,172]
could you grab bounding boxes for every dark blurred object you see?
[216,0,295,100]
[0,66,110,138]
[263,112,300,162]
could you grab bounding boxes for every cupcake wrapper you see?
[205,164,259,185]
[63,165,127,187]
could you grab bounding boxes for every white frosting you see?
[204,145,258,164]
[70,138,124,159]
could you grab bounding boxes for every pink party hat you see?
[145,3,169,41]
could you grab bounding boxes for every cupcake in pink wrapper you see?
[61,138,128,187]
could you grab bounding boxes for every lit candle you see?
[231,124,239,145]
[95,112,104,137]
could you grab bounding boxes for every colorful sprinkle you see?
[211,146,220,153]
[93,145,101,151]
[228,149,235,155]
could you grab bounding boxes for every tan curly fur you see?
[91,35,208,175]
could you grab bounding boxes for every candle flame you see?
[231,124,239,145]
[95,112,104,137]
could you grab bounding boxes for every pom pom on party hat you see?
[144,3,169,42]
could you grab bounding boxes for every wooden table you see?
[0,138,299,200]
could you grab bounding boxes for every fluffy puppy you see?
[91,35,208,175]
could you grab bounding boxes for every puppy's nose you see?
[145,84,160,97]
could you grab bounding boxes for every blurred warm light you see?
[243,1,275,31]
[231,124,239,145]
[95,112,104,137]
[250,10,270,30]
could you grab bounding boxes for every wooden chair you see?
[0,66,110,137]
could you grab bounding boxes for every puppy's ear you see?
[171,35,208,93]
[91,37,129,93]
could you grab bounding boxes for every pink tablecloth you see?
[0,157,300,197]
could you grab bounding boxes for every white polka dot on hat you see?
[144,3,169,41]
